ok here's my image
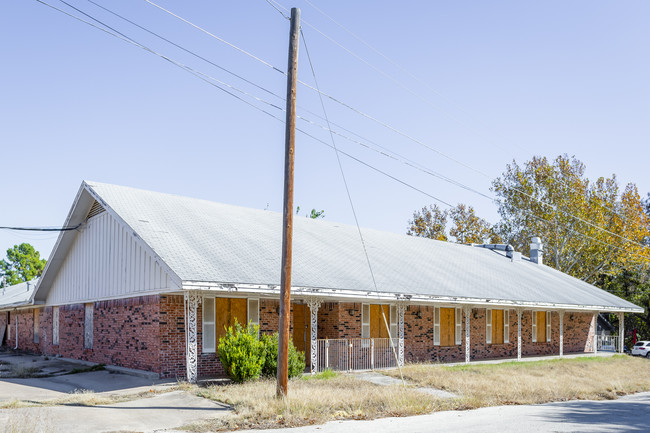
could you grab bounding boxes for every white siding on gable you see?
[47,211,179,305]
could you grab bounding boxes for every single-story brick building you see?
[0,181,643,382]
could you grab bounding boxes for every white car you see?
[631,341,650,357]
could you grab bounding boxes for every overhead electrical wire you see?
[142,0,647,250]
[36,0,647,260]
[0,225,81,232]
[294,0,646,236]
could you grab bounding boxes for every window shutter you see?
[361,304,370,338]
[532,311,537,343]
[455,307,462,345]
[247,298,259,327]
[202,297,216,353]
[389,305,398,340]
[486,309,492,344]
[546,311,551,342]
[504,310,509,344]
[433,307,440,346]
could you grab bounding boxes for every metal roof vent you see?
[530,237,544,264]
[86,200,106,220]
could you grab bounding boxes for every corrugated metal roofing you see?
[81,181,642,312]
[0,279,38,309]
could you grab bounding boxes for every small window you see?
[361,304,370,338]
[84,303,93,349]
[52,307,59,346]
[33,309,40,344]
[248,298,260,327]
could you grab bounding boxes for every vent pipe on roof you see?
[473,243,519,261]
[530,237,544,264]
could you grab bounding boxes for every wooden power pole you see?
[277,6,300,398]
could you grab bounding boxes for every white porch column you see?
[618,312,624,353]
[184,291,201,384]
[464,306,471,364]
[307,298,322,374]
[559,311,564,357]
[517,309,523,361]
[397,302,407,367]
[593,312,598,354]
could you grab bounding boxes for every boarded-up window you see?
[488,309,505,345]
[84,303,93,349]
[215,298,248,341]
[369,305,394,338]
[203,297,216,353]
[33,309,40,344]
[52,307,59,346]
[534,311,547,343]
[436,307,457,347]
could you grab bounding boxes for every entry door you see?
[292,304,310,359]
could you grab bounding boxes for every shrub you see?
[218,321,266,383]
[261,332,306,378]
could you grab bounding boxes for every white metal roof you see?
[0,279,38,309]
[29,181,640,313]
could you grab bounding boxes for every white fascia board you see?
[84,182,183,290]
[181,281,645,314]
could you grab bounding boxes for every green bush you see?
[261,332,306,378]
[217,320,266,383]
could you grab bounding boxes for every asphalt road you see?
[244,392,650,433]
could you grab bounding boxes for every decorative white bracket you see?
[618,312,624,354]
[306,298,322,374]
[396,302,407,367]
[516,309,523,361]
[184,291,201,383]
[559,311,565,357]
[464,306,471,364]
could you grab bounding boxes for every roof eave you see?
[181,281,645,314]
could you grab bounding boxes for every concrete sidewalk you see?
[0,390,230,433]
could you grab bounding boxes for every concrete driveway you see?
[242,392,650,433]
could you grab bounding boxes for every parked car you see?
[631,341,650,357]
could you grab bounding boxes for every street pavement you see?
[243,392,650,433]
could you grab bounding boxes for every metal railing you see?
[316,338,399,372]
[597,334,620,352]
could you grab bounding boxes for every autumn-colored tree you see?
[0,243,47,287]
[492,154,650,282]
[449,204,501,244]
[407,204,448,241]
[408,203,500,244]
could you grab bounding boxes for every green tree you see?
[0,243,47,287]
[491,154,650,282]
[296,206,325,219]
[597,269,650,341]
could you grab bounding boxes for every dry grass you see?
[385,355,650,408]
[184,372,452,431]
[185,356,650,431]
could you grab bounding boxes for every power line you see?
[0,225,81,232]
[39,0,648,257]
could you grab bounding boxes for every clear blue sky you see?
[1,0,649,260]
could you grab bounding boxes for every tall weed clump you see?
[218,321,266,383]
[261,332,306,378]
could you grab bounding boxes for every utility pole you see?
[277,6,300,398]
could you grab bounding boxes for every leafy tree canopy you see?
[0,243,47,287]
[407,203,500,244]
[492,154,650,282]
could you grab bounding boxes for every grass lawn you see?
[184,355,650,432]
